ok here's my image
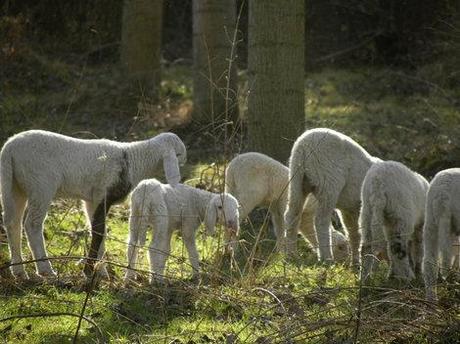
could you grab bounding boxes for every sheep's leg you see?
[410,224,424,277]
[84,202,108,261]
[298,197,320,256]
[235,193,259,222]
[341,210,361,268]
[359,204,374,282]
[453,236,460,271]
[284,177,311,256]
[181,226,200,280]
[83,201,111,278]
[148,217,171,283]
[124,211,151,283]
[386,221,414,281]
[423,217,439,301]
[440,226,454,280]
[312,189,342,263]
[82,201,108,279]
[270,210,285,251]
[3,188,27,279]
[24,197,56,278]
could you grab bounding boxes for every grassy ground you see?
[1,50,460,343]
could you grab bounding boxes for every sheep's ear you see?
[163,152,181,186]
[204,203,217,236]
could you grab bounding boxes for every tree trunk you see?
[247,0,305,163]
[192,0,239,131]
[121,0,163,99]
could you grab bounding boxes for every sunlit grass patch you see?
[1,64,460,342]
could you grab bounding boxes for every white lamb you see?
[422,168,460,301]
[124,179,239,283]
[0,129,186,280]
[284,128,380,265]
[359,161,429,282]
[225,152,350,261]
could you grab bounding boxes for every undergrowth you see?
[1,45,460,343]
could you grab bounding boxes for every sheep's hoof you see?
[82,274,102,291]
[386,274,413,288]
[38,269,58,279]
[425,290,438,303]
[95,264,110,280]
[123,273,139,288]
[320,258,334,267]
[29,272,47,283]
[149,276,166,288]
[80,260,109,280]
[11,266,29,281]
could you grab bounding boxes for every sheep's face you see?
[208,194,240,251]
[174,143,187,167]
[169,134,187,166]
[156,132,187,165]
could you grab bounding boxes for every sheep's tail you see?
[129,185,154,249]
[284,149,312,252]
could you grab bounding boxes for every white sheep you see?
[284,128,380,265]
[359,161,429,282]
[225,152,350,261]
[124,179,239,283]
[0,129,186,280]
[422,168,460,301]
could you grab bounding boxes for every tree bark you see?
[192,0,239,130]
[247,0,305,163]
[121,0,163,99]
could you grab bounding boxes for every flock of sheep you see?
[1,128,459,302]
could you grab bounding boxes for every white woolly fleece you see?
[360,160,428,282]
[422,168,460,301]
[124,178,239,283]
[225,152,350,261]
[284,128,380,265]
[0,129,186,279]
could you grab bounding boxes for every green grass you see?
[1,189,459,343]
[1,51,460,342]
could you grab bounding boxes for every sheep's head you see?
[156,133,187,185]
[204,193,240,251]
[331,231,350,262]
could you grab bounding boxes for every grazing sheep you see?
[359,161,429,282]
[225,152,350,261]
[284,128,380,265]
[0,130,186,280]
[422,169,460,301]
[124,179,239,283]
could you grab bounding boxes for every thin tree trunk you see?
[247,0,305,163]
[192,0,239,130]
[121,0,163,99]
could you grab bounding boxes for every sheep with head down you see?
[124,179,239,284]
[284,128,380,266]
[359,160,428,283]
[422,168,460,301]
[0,130,186,280]
[225,152,350,261]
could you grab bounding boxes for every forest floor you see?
[1,48,460,343]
